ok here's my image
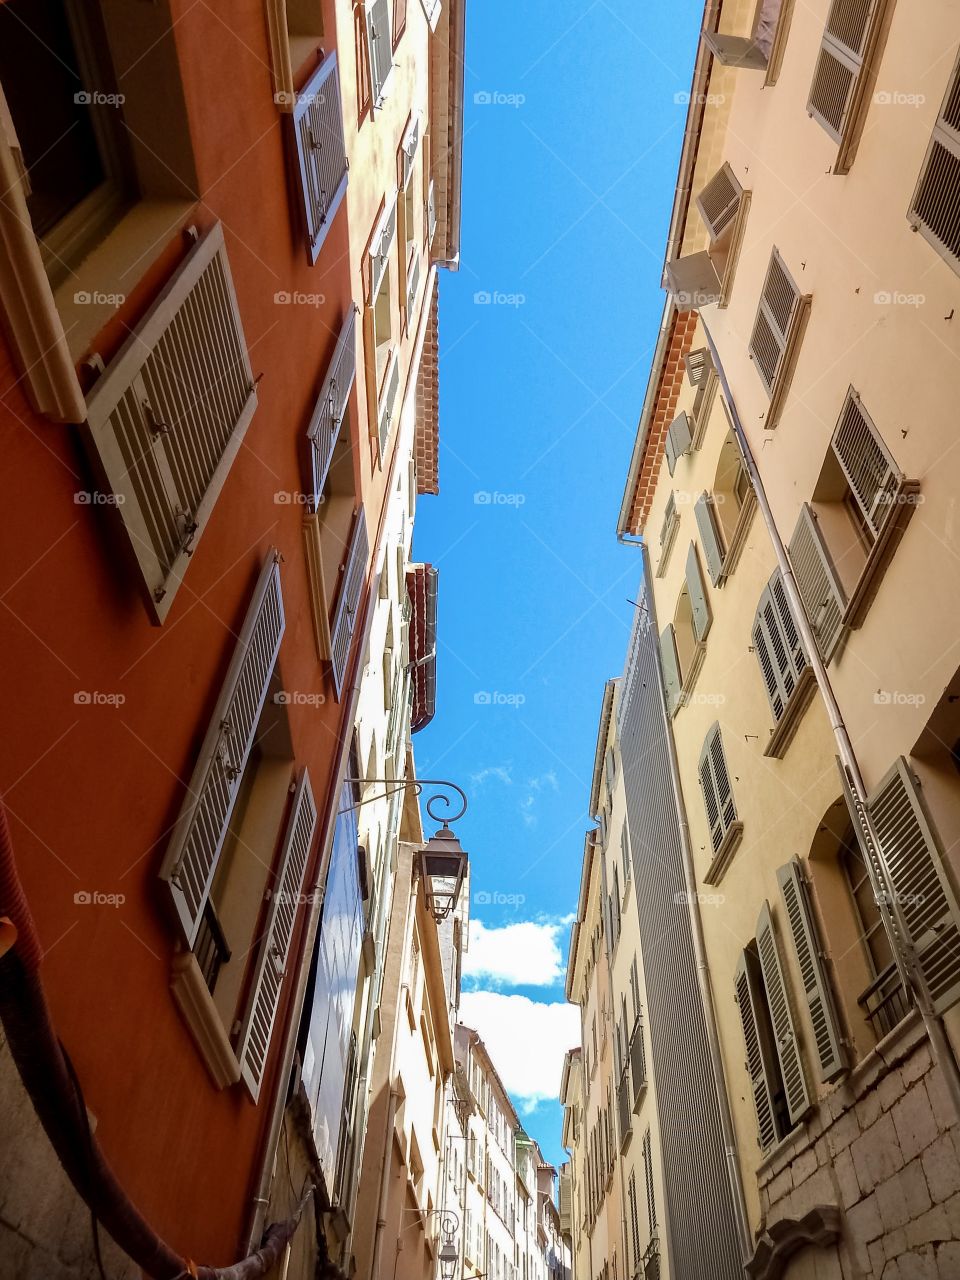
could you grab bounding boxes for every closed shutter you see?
[694,492,725,585]
[641,1128,656,1233]
[749,249,802,395]
[330,508,370,698]
[685,542,712,642]
[291,53,349,264]
[753,570,807,720]
[84,223,257,623]
[788,505,846,658]
[777,860,847,1080]
[658,624,682,717]
[377,347,402,455]
[696,162,742,240]
[237,768,318,1099]
[699,722,736,852]
[756,901,810,1125]
[307,307,357,507]
[867,758,960,1015]
[832,388,900,538]
[158,555,284,944]
[734,950,779,1152]
[909,62,960,271]
[664,411,692,475]
[656,492,679,576]
[807,0,878,142]
[365,0,393,105]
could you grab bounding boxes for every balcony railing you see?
[858,962,914,1041]
[642,1238,661,1280]
[629,1022,647,1110]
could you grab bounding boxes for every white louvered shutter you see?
[291,53,349,264]
[699,723,736,853]
[788,506,846,659]
[910,63,960,270]
[867,758,960,1015]
[756,901,810,1126]
[84,223,257,623]
[307,308,357,507]
[665,411,692,476]
[237,768,318,1098]
[406,249,422,318]
[696,163,742,240]
[377,347,402,455]
[685,542,712,642]
[369,196,398,305]
[365,0,394,106]
[777,860,847,1080]
[685,348,710,386]
[807,0,878,143]
[158,556,284,944]
[749,249,802,396]
[694,493,725,585]
[753,570,807,721]
[831,389,901,538]
[658,624,682,717]
[330,508,370,698]
[401,114,421,189]
[734,950,779,1152]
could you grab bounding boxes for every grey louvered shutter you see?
[788,506,846,658]
[756,901,810,1125]
[365,0,393,105]
[685,542,712,642]
[641,1128,656,1233]
[659,624,682,716]
[330,508,370,698]
[734,950,779,1152]
[909,65,960,270]
[292,53,349,264]
[696,162,742,240]
[807,0,877,142]
[749,249,801,395]
[702,31,768,70]
[699,723,736,852]
[777,860,847,1080]
[84,223,258,623]
[694,493,725,585]
[753,571,807,721]
[665,412,693,475]
[832,389,900,538]
[237,767,318,1098]
[867,758,960,1015]
[159,556,284,944]
[307,307,357,507]
[685,348,709,386]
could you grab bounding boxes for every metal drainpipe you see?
[637,544,754,1266]
[697,315,960,1124]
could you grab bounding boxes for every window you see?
[655,492,680,578]
[701,0,792,83]
[807,0,888,169]
[364,196,402,460]
[909,57,960,275]
[364,0,394,110]
[399,115,423,325]
[659,544,712,715]
[748,249,809,426]
[698,429,756,582]
[664,411,693,475]
[693,162,750,305]
[686,347,719,447]
[752,569,813,755]
[290,53,349,263]
[266,0,325,109]
[698,722,743,882]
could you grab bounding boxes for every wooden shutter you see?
[291,53,349,264]
[158,556,284,944]
[807,0,878,142]
[641,1128,656,1233]
[84,223,257,623]
[777,860,847,1080]
[696,162,742,240]
[734,950,779,1152]
[699,723,736,852]
[369,196,398,305]
[753,570,807,720]
[910,61,960,270]
[788,505,846,658]
[831,388,900,538]
[365,0,393,106]
[867,758,960,1015]
[307,308,357,507]
[756,901,810,1125]
[237,768,318,1099]
[330,507,370,698]
[749,249,802,395]
[685,542,712,642]
[694,492,725,585]
[658,624,682,717]
[377,346,402,455]
[665,412,693,475]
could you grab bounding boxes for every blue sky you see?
[413,0,702,1169]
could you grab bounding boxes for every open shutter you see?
[158,556,284,944]
[734,950,779,1152]
[330,508,370,698]
[658,624,682,717]
[84,223,258,623]
[401,114,421,188]
[664,251,722,308]
[909,62,960,270]
[807,0,878,142]
[664,412,693,475]
[756,901,810,1125]
[777,860,847,1080]
[749,249,801,395]
[641,1128,656,1233]
[831,389,901,538]
[753,571,807,720]
[369,196,398,305]
[291,53,349,264]
[307,308,357,507]
[694,493,725,585]
[237,767,318,1099]
[685,348,710,386]
[788,505,846,658]
[867,758,960,1015]
[365,0,393,106]
[685,542,712,642]
[377,346,402,455]
[699,722,736,852]
[702,31,768,70]
[696,162,742,240]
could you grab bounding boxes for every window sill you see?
[170,951,242,1090]
[762,666,816,758]
[703,820,744,886]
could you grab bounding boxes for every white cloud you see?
[459,991,580,1110]
[464,919,567,986]
[518,770,561,826]
[470,764,513,787]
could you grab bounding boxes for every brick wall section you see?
[758,1016,960,1279]
[414,276,439,496]
[623,308,700,537]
